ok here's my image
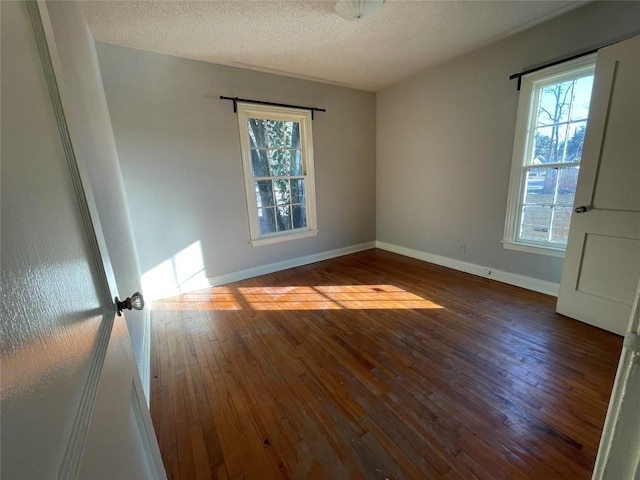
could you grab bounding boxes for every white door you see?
[557,36,640,335]
[0,2,166,479]
[592,279,640,479]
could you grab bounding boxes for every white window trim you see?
[237,103,318,246]
[503,55,596,257]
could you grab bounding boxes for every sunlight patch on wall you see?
[141,241,209,301]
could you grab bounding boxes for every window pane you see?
[570,76,594,121]
[287,122,300,148]
[289,150,303,176]
[521,166,577,244]
[550,206,572,244]
[269,150,287,176]
[524,168,557,204]
[291,179,306,204]
[276,205,292,231]
[533,130,551,163]
[556,167,579,206]
[533,125,568,164]
[255,180,273,207]
[266,150,302,177]
[267,120,285,148]
[292,204,307,229]
[258,207,276,235]
[536,80,574,126]
[274,179,290,205]
[251,149,269,177]
[520,205,552,241]
[248,119,267,147]
[564,122,586,163]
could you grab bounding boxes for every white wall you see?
[377,1,640,284]
[95,44,376,299]
[44,2,149,386]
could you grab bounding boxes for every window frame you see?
[503,55,596,257]
[237,103,318,246]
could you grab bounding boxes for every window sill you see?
[502,241,565,258]
[250,229,318,247]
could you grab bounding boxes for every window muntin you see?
[237,104,317,245]
[504,56,595,254]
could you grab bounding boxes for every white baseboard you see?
[207,241,376,287]
[375,241,559,297]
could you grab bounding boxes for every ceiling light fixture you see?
[335,0,384,21]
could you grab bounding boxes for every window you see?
[237,103,317,246]
[503,55,596,256]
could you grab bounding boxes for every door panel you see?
[589,39,640,212]
[1,2,106,477]
[1,2,166,478]
[78,315,162,480]
[557,36,640,335]
[578,234,640,303]
[592,280,640,479]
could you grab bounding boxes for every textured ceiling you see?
[81,0,585,92]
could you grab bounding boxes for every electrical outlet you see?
[460,244,467,254]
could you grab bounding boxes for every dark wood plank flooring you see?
[150,249,622,479]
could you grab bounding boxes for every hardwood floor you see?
[150,249,622,479]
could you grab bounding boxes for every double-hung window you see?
[237,103,318,246]
[504,55,596,256]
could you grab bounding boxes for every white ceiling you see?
[81,0,585,92]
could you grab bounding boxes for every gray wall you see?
[45,2,148,381]
[95,43,376,297]
[376,1,640,284]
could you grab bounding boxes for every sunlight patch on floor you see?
[238,285,442,311]
[154,285,443,311]
[239,286,342,311]
[154,287,241,311]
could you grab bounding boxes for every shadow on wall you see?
[141,240,209,301]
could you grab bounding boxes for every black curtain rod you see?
[509,48,598,90]
[219,96,326,120]
[509,33,640,90]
